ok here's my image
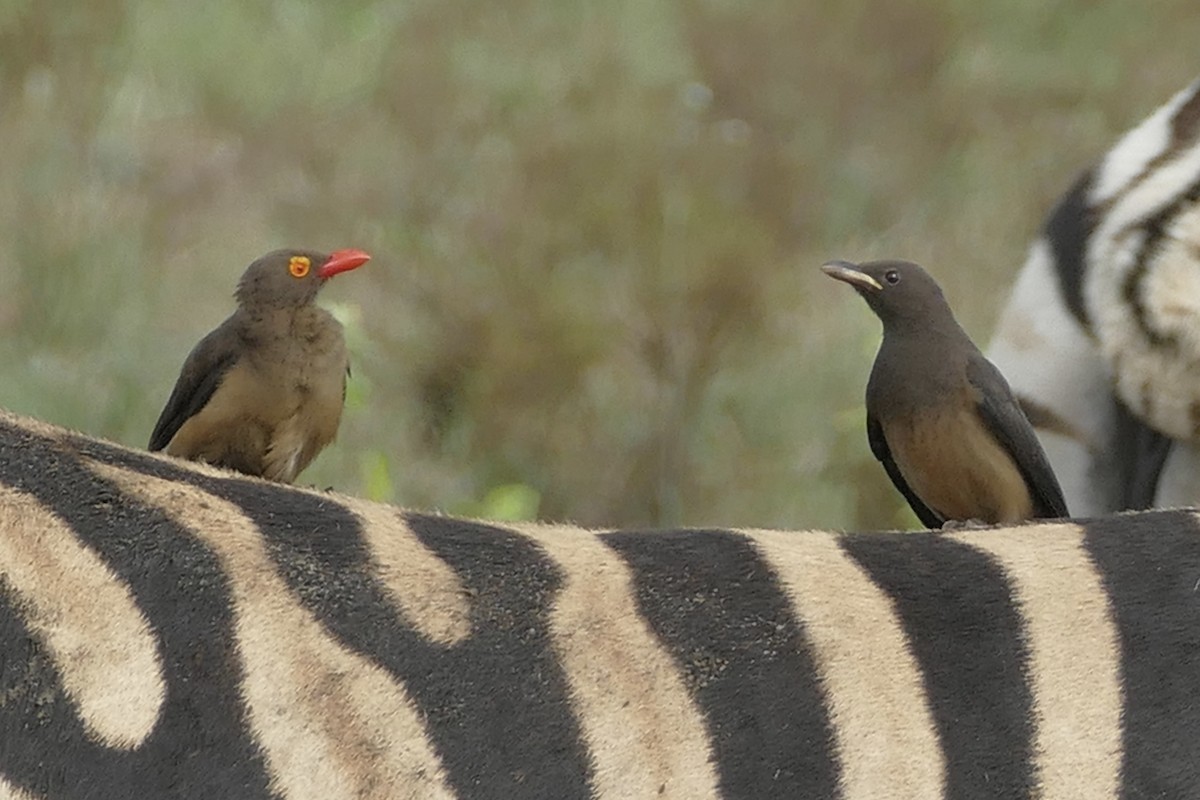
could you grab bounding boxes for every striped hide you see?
[989,76,1200,514]
[1,409,1199,798]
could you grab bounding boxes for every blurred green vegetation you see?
[2,0,1198,530]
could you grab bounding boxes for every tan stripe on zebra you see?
[0,484,164,749]
[89,461,455,800]
[0,775,42,800]
[749,529,946,799]
[338,498,472,646]
[948,523,1122,800]
[516,523,721,800]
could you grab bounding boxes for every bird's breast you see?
[883,405,1034,525]
[236,310,348,481]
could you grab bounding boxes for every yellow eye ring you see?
[288,256,311,278]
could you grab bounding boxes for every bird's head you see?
[235,248,371,310]
[820,259,954,331]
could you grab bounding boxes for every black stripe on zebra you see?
[1045,168,1097,331]
[1083,509,1200,797]
[841,531,1037,800]
[602,528,840,799]
[0,420,274,799]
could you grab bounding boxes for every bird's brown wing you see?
[867,413,945,528]
[148,318,243,451]
[966,357,1070,519]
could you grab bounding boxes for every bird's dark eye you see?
[884,269,900,285]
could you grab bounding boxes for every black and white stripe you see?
[2,409,1200,798]
[989,76,1200,514]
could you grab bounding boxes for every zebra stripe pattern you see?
[2,410,1199,798]
[988,76,1200,513]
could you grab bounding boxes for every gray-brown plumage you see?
[822,259,1068,527]
[149,248,370,483]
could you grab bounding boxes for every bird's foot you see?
[940,518,989,531]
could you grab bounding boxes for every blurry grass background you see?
[2,0,1198,530]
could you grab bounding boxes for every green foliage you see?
[472,483,542,523]
[358,449,394,503]
[2,0,1198,529]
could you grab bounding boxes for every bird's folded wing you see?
[148,321,243,451]
[966,357,1070,518]
[867,413,944,528]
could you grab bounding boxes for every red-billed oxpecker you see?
[148,248,370,483]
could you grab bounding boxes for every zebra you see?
[988,76,1200,515]
[2,408,1199,799]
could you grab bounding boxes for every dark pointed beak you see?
[319,249,371,280]
[821,260,882,292]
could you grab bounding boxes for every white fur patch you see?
[0,484,165,749]
[989,240,1113,445]
[1085,80,1200,441]
[1091,79,1200,203]
[987,239,1117,515]
[1152,442,1200,507]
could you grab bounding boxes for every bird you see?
[822,258,1069,528]
[148,247,371,483]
